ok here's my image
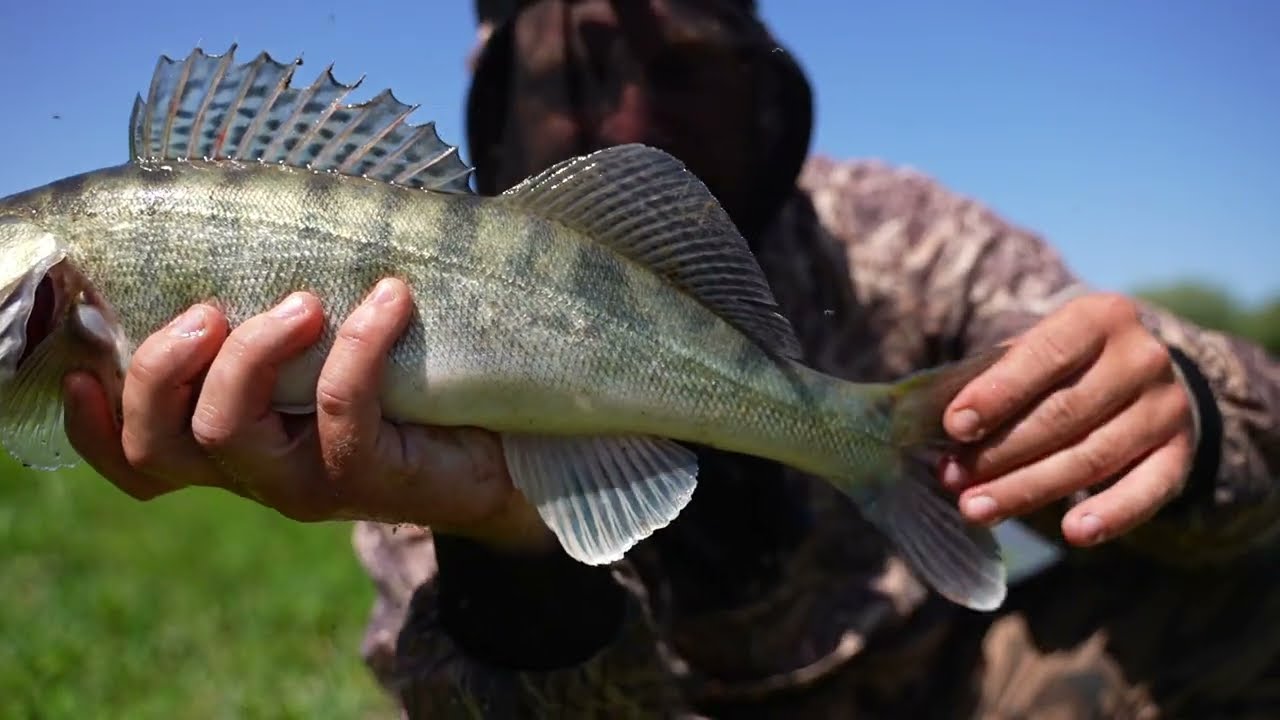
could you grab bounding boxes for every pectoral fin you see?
[0,330,80,470]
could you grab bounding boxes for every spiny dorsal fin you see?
[501,144,803,360]
[128,45,474,194]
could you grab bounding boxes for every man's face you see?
[472,0,770,230]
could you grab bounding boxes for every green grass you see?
[0,452,1070,719]
[0,456,395,719]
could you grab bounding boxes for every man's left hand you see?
[941,292,1197,546]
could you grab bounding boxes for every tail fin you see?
[857,347,1009,611]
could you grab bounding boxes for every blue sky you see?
[1,1,1275,303]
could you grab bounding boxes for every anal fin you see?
[501,433,698,565]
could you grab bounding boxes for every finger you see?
[963,332,1175,482]
[63,372,175,501]
[347,423,520,533]
[118,304,230,487]
[944,300,1111,443]
[190,292,325,474]
[1062,433,1192,546]
[956,380,1190,526]
[314,278,413,503]
[309,280,520,534]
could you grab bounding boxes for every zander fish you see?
[0,46,1008,610]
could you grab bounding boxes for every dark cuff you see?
[433,534,625,672]
[1165,345,1224,512]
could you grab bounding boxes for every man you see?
[64,1,1280,717]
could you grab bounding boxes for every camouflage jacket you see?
[353,156,1280,719]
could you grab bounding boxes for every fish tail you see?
[835,346,1010,611]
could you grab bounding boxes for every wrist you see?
[1164,344,1223,509]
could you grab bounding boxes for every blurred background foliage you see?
[1137,281,1280,357]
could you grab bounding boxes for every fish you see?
[0,45,1008,611]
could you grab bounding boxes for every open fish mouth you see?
[0,267,58,384]
[0,252,125,388]
[20,275,57,368]
[0,256,91,383]
[0,218,65,383]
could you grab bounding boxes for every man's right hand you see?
[61,277,553,552]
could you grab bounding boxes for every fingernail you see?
[950,408,982,441]
[271,293,308,319]
[369,279,398,305]
[962,494,998,523]
[939,457,969,491]
[168,306,207,338]
[1076,513,1105,544]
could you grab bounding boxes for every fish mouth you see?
[0,262,74,383]
[20,275,57,368]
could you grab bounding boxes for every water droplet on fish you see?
[823,309,835,317]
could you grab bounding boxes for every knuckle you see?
[315,376,358,418]
[1028,328,1076,375]
[121,426,164,473]
[1132,482,1172,523]
[1092,292,1140,326]
[190,403,237,451]
[341,296,383,334]
[1133,337,1173,379]
[986,478,1042,518]
[1013,487,1039,514]
[1040,388,1080,427]
[1161,380,1192,422]
[1156,472,1184,505]
[220,321,263,362]
[336,311,381,351]
[1163,464,1189,499]
[1072,439,1115,481]
[127,344,176,388]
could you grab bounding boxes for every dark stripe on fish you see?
[506,218,546,282]
[433,196,481,272]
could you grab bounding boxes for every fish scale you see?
[0,45,1010,612]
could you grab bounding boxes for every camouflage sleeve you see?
[351,521,693,718]
[1126,309,1280,563]
[798,156,1280,564]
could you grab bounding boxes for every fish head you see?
[0,216,129,381]
[0,217,129,470]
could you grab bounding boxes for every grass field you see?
[0,450,1064,719]
[0,456,395,718]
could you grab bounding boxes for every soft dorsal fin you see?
[501,144,803,360]
[128,45,474,194]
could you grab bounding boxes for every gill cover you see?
[0,218,77,469]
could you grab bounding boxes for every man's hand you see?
[62,278,551,551]
[941,293,1197,547]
